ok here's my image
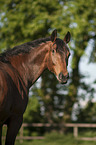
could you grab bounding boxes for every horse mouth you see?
[59,79,67,84]
[61,80,67,84]
[56,76,68,84]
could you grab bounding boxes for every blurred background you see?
[0,0,96,144]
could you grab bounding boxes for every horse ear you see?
[64,31,71,43]
[51,29,57,42]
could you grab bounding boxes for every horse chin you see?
[59,79,67,84]
[60,80,67,84]
[56,76,67,84]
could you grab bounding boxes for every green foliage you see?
[23,96,43,136]
[77,102,96,123]
[0,0,96,129]
[0,0,62,50]
[23,96,41,123]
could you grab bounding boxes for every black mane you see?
[0,37,50,63]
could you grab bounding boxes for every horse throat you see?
[27,46,48,88]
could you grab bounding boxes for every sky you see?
[75,40,96,110]
[80,39,96,84]
[72,40,96,120]
[67,38,96,111]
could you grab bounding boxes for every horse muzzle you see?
[57,72,69,84]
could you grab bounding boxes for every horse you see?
[0,29,71,145]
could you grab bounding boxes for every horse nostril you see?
[59,72,65,80]
[59,73,69,81]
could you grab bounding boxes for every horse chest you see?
[10,80,28,115]
[11,93,28,115]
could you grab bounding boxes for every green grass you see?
[2,131,96,145]
[14,132,96,145]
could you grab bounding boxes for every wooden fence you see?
[2,123,96,142]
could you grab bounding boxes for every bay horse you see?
[0,29,71,145]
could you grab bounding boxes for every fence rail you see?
[2,123,96,141]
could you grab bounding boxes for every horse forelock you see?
[54,38,69,55]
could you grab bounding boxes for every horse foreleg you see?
[0,126,2,145]
[5,115,23,145]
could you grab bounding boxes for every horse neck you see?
[9,42,51,89]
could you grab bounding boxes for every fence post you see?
[20,125,23,143]
[73,126,78,138]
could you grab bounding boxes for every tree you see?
[0,0,62,49]
[77,101,96,123]
[0,0,96,125]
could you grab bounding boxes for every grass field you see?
[12,132,96,145]
[2,131,96,145]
